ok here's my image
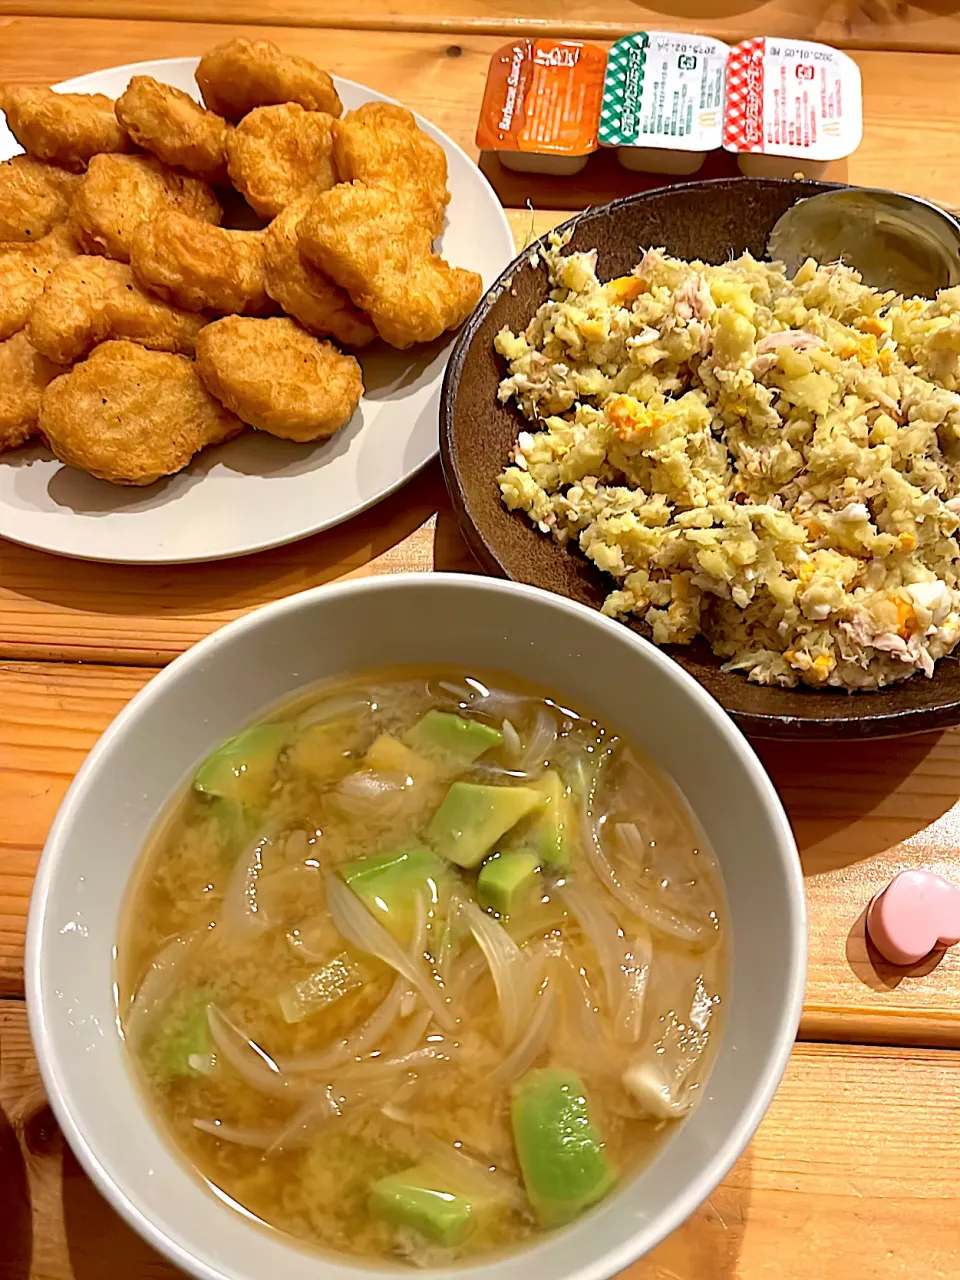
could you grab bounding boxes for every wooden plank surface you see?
[1,0,960,54]
[3,1000,959,1280]
[2,19,960,212]
[2,659,960,1046]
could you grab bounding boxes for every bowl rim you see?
[439,177,960,741]
[26,573,806,1280]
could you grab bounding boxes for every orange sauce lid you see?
[476,39,605,156]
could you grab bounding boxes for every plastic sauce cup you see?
[722,37,863,178]
[599,32,728,176]
[476,39,606,176]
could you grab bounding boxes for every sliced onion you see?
[279,979,405,1074]
[337,770,407,798]
[487,982,555,1087]
[459,899,531,1046]
[416,1133,526,1208]
[435,896,463,980]
[435,680,473,705]
[207,1004,309,1099]
[502,719,522,762]
[219,833,273,935]
[192,1118,281,1149]
[556,880,623,1009]
[391,1006,433,1057]
[333,1044,453,1082]
[613,825,707,946]
[295,696,372,731]
[516,706,558,774]
[325,875,453,1029]
[266,1085,341,1155]
[125,931,200,1048]
[616,928,652,1045]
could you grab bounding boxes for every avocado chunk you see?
[405,711,503,768]
[510,1068,616,1228]
[194,723,287,806]
[506,771,572,870]
[370,1165,475,1246]
[340,847,448,940]
[364,734,437,786]
[140,987,213,1082]
[477,851,540,916]
[425,783,542,869]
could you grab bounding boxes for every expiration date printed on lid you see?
[599,32,727,151]
[722,37,863,158]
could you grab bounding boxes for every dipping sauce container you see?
[476,39,606,175]
[599,32,728,175]
[723,37,863,178]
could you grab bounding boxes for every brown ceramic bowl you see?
[440,177,960,740]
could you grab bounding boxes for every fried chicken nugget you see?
[115,76,230,185]
[0,223,79,341]
[332,103,449,239]
[1,86,132,171]
[131,212,270,315]
[0,331,60,453]
[226,103,338,219]
[196,39,342,121]
[0,155,80,243]
[40,341,243,485]
[69,154,221,263]
[262,199,376,347]
[27,256,205,364]
[196,316,362,442]
[299,182,482,349]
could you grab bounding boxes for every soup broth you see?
[118,668,726,1267]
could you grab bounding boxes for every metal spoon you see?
[766,187,960,297]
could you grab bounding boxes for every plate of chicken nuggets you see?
[0,44,514,562]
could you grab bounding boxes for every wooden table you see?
[3,6,960,1278]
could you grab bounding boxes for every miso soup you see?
[118,668,726,1267]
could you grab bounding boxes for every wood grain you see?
[0,0,959,53]
[3,999,959,1280]
[1,19,960,211]
[3,661,960,1044]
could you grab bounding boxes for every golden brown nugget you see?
[131,212,270,315]
[226,104,338,219]
[69,154,221,262]
[332,103,449,239]
[0,223,79,342]
[196,39,343,121]
[0,330,60,452]
[0,155,80,243]
[196,315,362,442]
[0,86,132,171]
[40,341,243,485]
[299,182,482,349]
[115,76,230,185]
[261,199,376,347]
[27,256,205,364]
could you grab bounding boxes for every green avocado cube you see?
[425,783,542,869]
[194,723,288,807]
[339,848,448,941]
[511,1068,616,1228]
[405,711,503,768]
[506,771,572,870]
[140,987,213,1082]
[370,1165,475,1246]
[477,851,540,916]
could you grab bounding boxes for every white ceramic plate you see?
[0,58,515,563]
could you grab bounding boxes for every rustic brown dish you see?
[440,177,960,740]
